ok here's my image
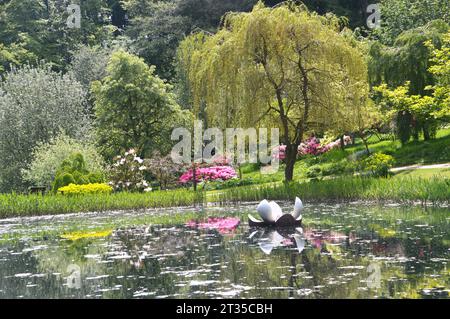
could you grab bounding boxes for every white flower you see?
[139,166,146,171]
[143,180,149,187]
[144,187,152,192]
[129,149,136,154]
[134,156,144,164]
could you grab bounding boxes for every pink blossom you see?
[179,166,237,184]
[274,135,353,160]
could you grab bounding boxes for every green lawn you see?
[241,127,450,182]
[393,168,450,179]
[346,127,450,166]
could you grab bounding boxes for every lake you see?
[0,202,448,299]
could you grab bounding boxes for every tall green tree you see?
[427,31,450,120]
[92,50,192,160]
[0,64,89,192]
[0,0,114,71]
[369,20,449,142]
[375,0,450,45]
[178,2,371,181]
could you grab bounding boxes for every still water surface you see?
[0,202,448,299]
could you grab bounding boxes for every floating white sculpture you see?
[248,197,303,227]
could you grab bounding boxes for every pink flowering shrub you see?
[274,135,353,159]
[186,217,240,234]
[273,145,287,160]
[298,137,323,156]
[211,154,231,166]
[179,165,237,184]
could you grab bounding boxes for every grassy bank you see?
[208,176,450,206]
[241,127,450,182]
[0,189,202,219]
[0,176,447,219]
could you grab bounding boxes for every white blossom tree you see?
[0,64,90,192]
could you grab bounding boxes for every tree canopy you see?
[178,2,373,181]
[0,64,89,191]
[92,50,192,160]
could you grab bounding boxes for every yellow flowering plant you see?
[57,183,113,195]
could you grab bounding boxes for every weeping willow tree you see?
[369,20,449,143]
[178,1,371,181]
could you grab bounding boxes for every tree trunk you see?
[362,137,370,154]
[358,132,370,154]
[193,164,197,192]
[340,135,345,151]
[423,124,431,141]
[284,144,297,182]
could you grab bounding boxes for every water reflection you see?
[248,228,306,255]
[0,203,448,299]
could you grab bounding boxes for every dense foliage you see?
[178,2,372,181]
[92,50,191,160]
[0,0,448,194]
[22,133,105,189]
[52,153,104,193]
[0,65,89,192]
[58,183,113,195]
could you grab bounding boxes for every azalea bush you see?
[108,149,151,192]
[179,166,237,184]
[298,136,352,156]
[275,136,353,160]
[58,183,113,195]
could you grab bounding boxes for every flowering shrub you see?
[211,154,232,165]
[51,153,104,193]
[108,149,152,192]
[273,145,287,160]
[361,153,395,177]
[57,183,113,195]
[179,166,237,184]
[274,135,353,159]
[298,137,323,156]
[146,151,183,189]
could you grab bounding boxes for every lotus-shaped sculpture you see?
[248,197,303,227]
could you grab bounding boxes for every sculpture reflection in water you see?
[249,227,306,255]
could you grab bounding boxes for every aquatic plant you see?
[0,189,203,218]
[209,176,450,206]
